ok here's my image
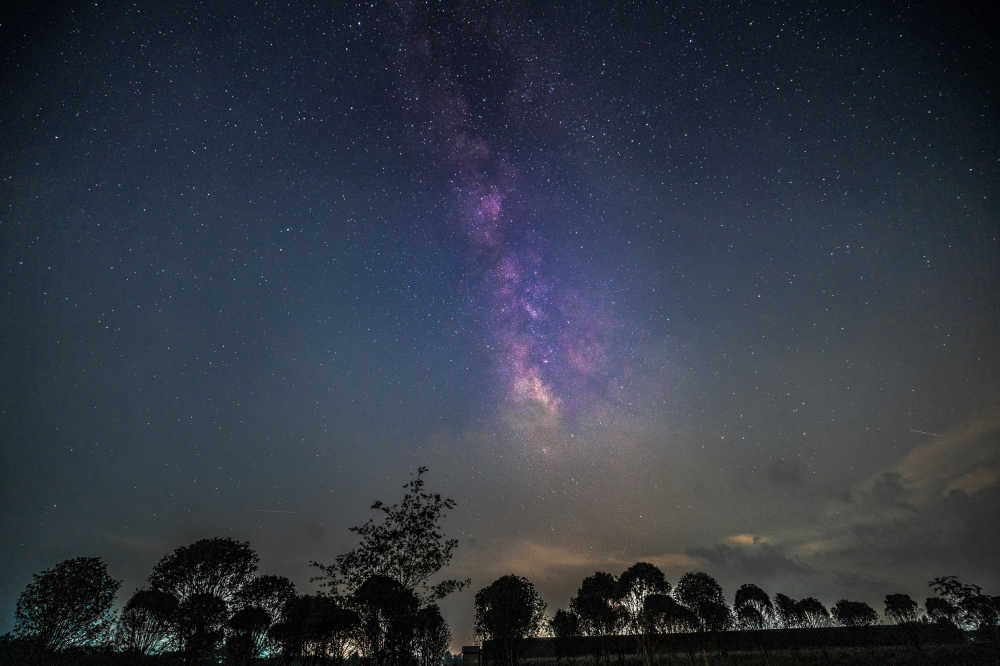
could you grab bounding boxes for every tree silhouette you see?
[616,562,670,635]
[570,571,620,637]
[232,573,295,655]
[13,556,120,653]
[796,597,830,628]
[884,593,919,624]
[414,604,451,666]
[929,575,998,631]
[474,574,546,666]
[116,588,177,656]
[925,596,959,626]
[225,606,270,665]
[831,600,878,627]
[270,594,358,665]
[313,467,469,602]
[149,537,258,605]
[774,593,804,629]
[734,584,773,630]
[355,574,421,665]
[641,593,698,634]
[175,592,227,665]
[233,574,295,623]
[675,572,730,631]
[549,608,580,664]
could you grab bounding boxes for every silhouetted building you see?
[461,645,481,665]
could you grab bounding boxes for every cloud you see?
[688,538,809,580]
[766,457,805,487]
[488,540,698,579]
[895,409,1000,500]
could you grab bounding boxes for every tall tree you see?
[270,594,358,665]
[929,576,998,631]
[233,573,295,655]
[831,600,878,627]
[925,596,959,625]
[14,556,120,653]
[796,597,830,628]
[884,593,919,624]
[116,589,177,656]
[641,593,698,634]
[616,562,670,635]
[773,593,803,629]
[175,592,228,665]
[313,467,469,602]
[414,604,451,666]
[734,584,773,630]
[354,575,421,666]
[549,609,580,665]
[474,575,546,666]
[570,572,620,637]
[675,572,730,631]
[233,574,295,623]
[226,606,271,665]
[149,537,258,605]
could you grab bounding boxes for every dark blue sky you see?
[2,0,997,647]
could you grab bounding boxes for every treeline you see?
[472,568,999,665]
[3,467,464,665]
[4,467,998,666]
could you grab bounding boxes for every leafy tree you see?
[734,584,773,630]
[549,609,580,665]
[232,573,295,655]
[313,467,469,602]
[234,574,296,622]
[270,594,358,665]
[774,593,804,628]
[796,597,830,627]
[474,575,546,666]
[149,537,258,605]
[355,575,421,665]
[414,604,451,666]
[925,596,959,625]
[675,572,730,631]
[14,556,121,652]
[550,608,581,638]
[641,593,698,634]
[175,592,228,665]
[930,576,998,631]
[884,593,919,624]
[831,599,878,627]
[570,572,620,636]
[226,606,271,665]
[616,562,669,635]
[116,588,178,655]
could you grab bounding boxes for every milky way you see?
[399,8,624,428]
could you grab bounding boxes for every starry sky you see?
[2,0,998,649]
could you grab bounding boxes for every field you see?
[512,643,998,665]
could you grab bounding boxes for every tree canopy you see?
[734,584,773,630]
[831,599,878,627]
[313,467,469,602]
[570,571,620,636]
[474,574,546,666]
[14,556,120,652]
[117,588,177,656]
[149,537,258,604]
[675,571,730,631]
[884,593,918,624]
[616,562,669,634]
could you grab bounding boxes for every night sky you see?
[2,0,997,649]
